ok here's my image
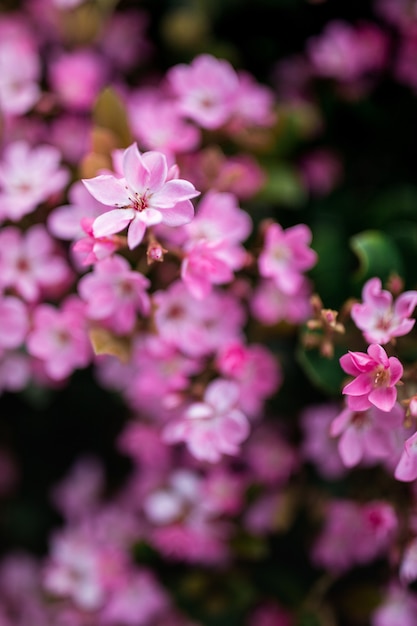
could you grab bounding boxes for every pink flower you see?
[340,344,403,412]
[400,537,417,584]
[0,296,28,351]
[330,401,405,468]
[82,143,200,250]
[371,584,417,626]
[72,217,124,266]
[166,53,239,129]
[26,296,92,381]
[0,140,69,222]
[258,222,317,295]
[250,277,313,325]
[351,277,417,344]
[78,255,150,335]
[163,378,250,463]
[0,225,73,302]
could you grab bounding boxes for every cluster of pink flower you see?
[2,0,417,625]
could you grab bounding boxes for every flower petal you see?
[93,209,134,238]
[127,217,146,249]
[152,179,200,208]
[368,386,397,412]
[82,175,129,207]
[122,143,149,193]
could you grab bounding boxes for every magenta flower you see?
[394,430,417,482]
[340,344,403,412]
[82,143,200,250]
[350,276,417,344]
[258,222,317,295]
[163,378,250,463]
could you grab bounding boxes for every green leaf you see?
[349,230,404,287]
[296,343,346,397]
[259,163,306,207]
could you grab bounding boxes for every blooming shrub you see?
[2,1,417,625]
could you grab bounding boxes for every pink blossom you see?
[0,140,69,222]
[0,225,73,302]
[50,456,104,522]
[43,529,126,611]
[312,499,397,573]
[163,378,250,463]
[227,70,277,132]
[351,277,417,344]
[181,240,235,299]
[153,280,245,358]
[201,467,247,517]
[0,25,41,116]
[98,9,152,71]
[128,92,201,161]
[215,340,282,418]
[340,344,403,412]
[26,296,92,381]
[244,424,299,486]
[166,53,239,129]
[250,277,313,325]
[48,49,107,112]
[258,222,317,295]
[330,401,405,468]
[83,143,200,250]
[78,255,150,335]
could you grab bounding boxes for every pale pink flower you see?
[351,277,417,344]
[215,340,282,418]
[258,222,317,295]
[201,467,247,516]
[26,296,92,381]
[340,344,403,412]
[50,456,104,522]
[83,143,200,250]
[227,70,277,132]
[330,401,405,468]
[78,255,150,334]
[153,280,245,358]
[0,26,41,116]
[166,53,239,129]
[181,240,235,299]
[0,141,69,222]
[0,225,73,302]
[48,49,107,112]
[128,92,200,160]
[312,499,397,573]
[99,9,152,71]
[244,424,299,486]
[163,378,250,463]
[250,277,313,325]
[43,529,126,611]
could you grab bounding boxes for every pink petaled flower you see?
[340,344,403,412]
[216,340,282,418]
[0,25,41,116]
[250,277,313,325]
[330,401,405,468]
[128,92,201,161]
[72,217,125,266]
[163,378,250,463]
[0,225,73,302]
[258,222,317,295]
[0,140,69,222]
[181,239,236,299]
[26,296,92,381]
[394,430,417,482]
[48,49,107,112]
[78,255,150,335]
[166,53,239,129]
[351,277,417,344]
[83,143,200,250]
